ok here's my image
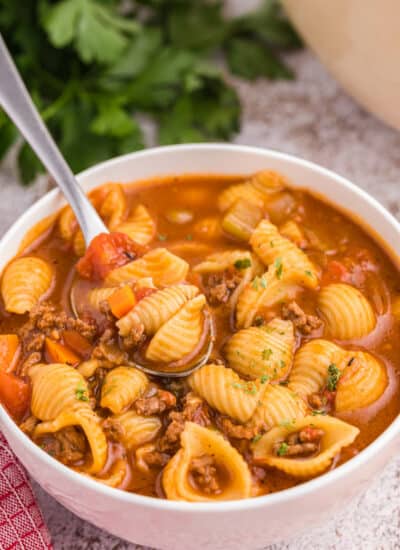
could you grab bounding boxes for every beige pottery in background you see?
[283,0,400,130]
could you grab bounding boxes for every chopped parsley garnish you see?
[279,360,286,369]
[251,276,267,290]
[252,434,262,444]
[260,374,269,384]
[270,240,275,248]
[231,382,257,395]
[157,233,167,241]
[234,257,252,270]
[327,363,341,391]
[277,442,289,456]
[262,348,273,361]
[253,316,265,327]
[185,233,193,241]
[75,383,89,402]
[279,380,289,386]
[305,270,313,278]
[274,257,283,279]
[311,409,327,416]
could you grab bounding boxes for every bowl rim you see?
[1,142,400,513]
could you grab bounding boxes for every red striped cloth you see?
[0,432,52,550]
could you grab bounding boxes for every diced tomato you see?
[135,287,157,302]
[0,334,20,373]
[63,330,92,358]
[0,371,30,420]
[76,232,146,281]
[45,338,80,365]
[321,260,349,285]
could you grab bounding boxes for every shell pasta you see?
[0,170,399,502]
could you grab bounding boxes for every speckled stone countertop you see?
[1,50,400,549]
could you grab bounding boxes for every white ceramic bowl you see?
[0,144,399,550]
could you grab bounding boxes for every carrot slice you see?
[107,286,136,318]
[0,334,20,373]
[45,338,80,365]
[63,330,92,358]
[0,371,30,420]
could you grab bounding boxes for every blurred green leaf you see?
[167,2,227,51]
[125,48,195,109]
[159,78,240,144]
[0,0,301,183]
[105,28,162,80]
[17,143,44,184]
[232,0,302,49]
[226,38,293,80]
[42,0,138,64]
[91,102,135,138]
[0,112,18,161]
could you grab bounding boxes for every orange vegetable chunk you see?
[45,338,80,365]
[63,330,92,358]
[0,371,30,420]
[107,286,137,318]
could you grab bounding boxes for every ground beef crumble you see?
[308,389,335,414]
[135,388,176,416]
[26,302,97,340]
[281,301,322,334]
[216,415,258,440]
[204,269,242,306]
[135,443,171,471]
[102,416,124,442]
[273,426,324,458]
[189,454,221,495]
[92,327,128,367]
[158,392,211,453]
[38,426,87,465]
[121,321,145,351]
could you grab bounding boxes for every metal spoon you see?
[0,34,107,245]
[0,35,213,377]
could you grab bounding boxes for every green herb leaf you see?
[311,409,327,416]
[167,3,227,51]
[327,363,341,392]
[277,442,288,456]
[262,348,273,361]
[252,433,262,444]
[226,38,293,81]
[274,257,283,279]
[234,258,252,270]
[43,0,139,65]
[75,382,89,402]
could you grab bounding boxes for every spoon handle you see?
[0,34,108,245]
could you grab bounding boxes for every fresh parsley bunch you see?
[0,0,301,184]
